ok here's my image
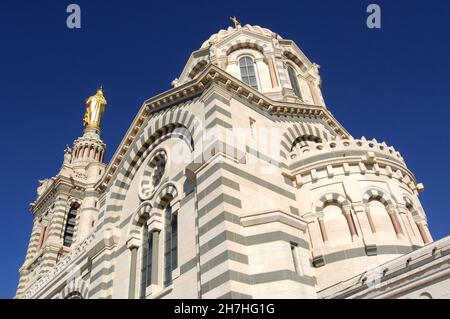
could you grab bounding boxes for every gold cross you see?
[230,16,241,27]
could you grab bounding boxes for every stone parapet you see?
[288,137,405,170]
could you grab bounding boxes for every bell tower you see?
[15,88,108,298]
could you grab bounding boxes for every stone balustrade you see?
[288,137,405,170]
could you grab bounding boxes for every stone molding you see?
[240,209,307,231]
[23,233,95,299]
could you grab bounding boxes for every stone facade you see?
[16,23,449,299]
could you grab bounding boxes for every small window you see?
[290,242,302,275]
[249,118,257,140]
[239,57,259,90]
[288,66,302,99]
[140,223,152,298]
[164,205,177,287]
[63,205,78,247]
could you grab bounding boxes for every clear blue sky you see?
[0,0,449,298]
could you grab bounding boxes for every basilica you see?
[16,21,450,299]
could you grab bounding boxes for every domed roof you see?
[200,24,281,48]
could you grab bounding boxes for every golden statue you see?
[230,16,241,27]
[83,86,107,129]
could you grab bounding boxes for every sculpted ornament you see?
[37,178,54,196]
[63,145,72,165]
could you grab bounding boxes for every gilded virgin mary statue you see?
[83,87,107,129]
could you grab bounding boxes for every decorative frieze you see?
[23,233,95,299]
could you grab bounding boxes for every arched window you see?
[164,205,177,287]
[63,204,79,247]
[288,65,302,99]
[239,56,258,90]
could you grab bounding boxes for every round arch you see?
[188,59,208,80]
[283,50,307,73]
[128,200,153,239]
[315,192,351,214]
[362,188,395,207]
[280,121,336,162]
[224,40,267,56]
[61,278,89,299]
[403,195,423,221]
[152,182,180,209]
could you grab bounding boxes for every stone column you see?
[364,206,376,234]
[387,206,403,238]
[343,207,358,239]
[416,221,431,244]
[317,216,328,243]
[266,57,279,88]
[127,237,140,299]
[146,211,163,296]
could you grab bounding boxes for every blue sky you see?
[0,0,449,298]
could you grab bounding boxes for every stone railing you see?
[288,137,405,169]
[23,233,95,299]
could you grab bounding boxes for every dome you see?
[177,22,323,105]
[200,24,280,48]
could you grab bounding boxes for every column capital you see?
[147,215,163,233]
[342,206,353,215]
[126,236,140,250]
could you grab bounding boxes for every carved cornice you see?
[32,175,87,214]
